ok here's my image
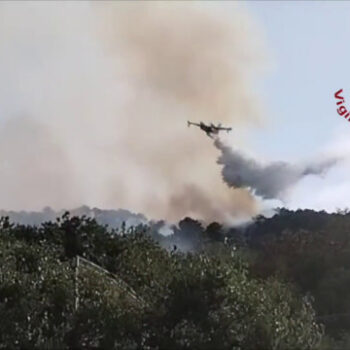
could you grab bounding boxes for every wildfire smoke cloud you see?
[0,2,267,222]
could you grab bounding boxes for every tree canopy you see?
[0,212,324,349]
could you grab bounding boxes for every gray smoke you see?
[215,139,338,200]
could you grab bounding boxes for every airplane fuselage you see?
[199,123,217,134]
[188,121,231,137]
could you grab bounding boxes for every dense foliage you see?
[159,209,350,348]
[245,209,350,348]
[0,212,323,349]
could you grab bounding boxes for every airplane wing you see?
[188,121,201,127]
[215,126,232,132]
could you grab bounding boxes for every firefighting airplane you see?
[187,121,232,137]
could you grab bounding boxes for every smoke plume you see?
[0,2,267,223]
[215,139,338,200]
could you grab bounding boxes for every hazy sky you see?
[242,1,350,212]
[245,1,350,158]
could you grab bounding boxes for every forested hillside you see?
[2,209,350,349]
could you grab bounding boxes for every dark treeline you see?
[0,206,147,228]
[2,208,350,348]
